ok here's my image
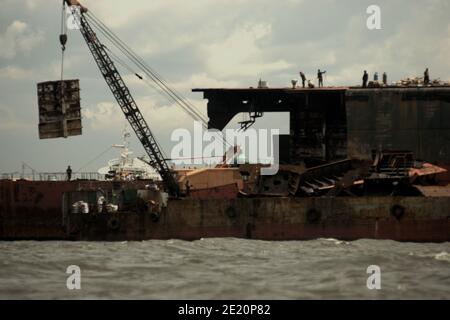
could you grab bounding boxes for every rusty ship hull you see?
[1,86,450,242]
[0,180,449,242]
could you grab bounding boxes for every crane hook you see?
[59,34,68,51]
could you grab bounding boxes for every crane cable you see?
[104,45,143,80]
[65,6,172,163]
[85,12,211,127]
[75,146,114,173]
[104,44,204,124]
[87,12,208,124]
[66,7,235,162]
[59,0,69,122]
[85,12,234,151]
[59,1,67,83]
[88,18,210,129]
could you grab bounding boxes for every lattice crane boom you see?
[64,1,179,196]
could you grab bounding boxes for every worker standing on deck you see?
[299,71,307,88]
[383,72,388,86]
[362,71,369,88]
[424,68,430,85]
[66,166,72,181]
[185,180,192,197]
[317,69,326,88]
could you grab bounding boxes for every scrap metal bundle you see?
[239,150,447,198]
[37,80,82,139]
[395,77,450,87]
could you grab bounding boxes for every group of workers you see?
[362,68,430,87]
[299,70,327,88]
[297,68,431,89]
[362,71,388,87]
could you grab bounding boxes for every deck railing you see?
[0,172,105,181]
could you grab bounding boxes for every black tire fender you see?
[107,216,121,231]
[225,207,237,219]
[150,212,160,223]
[306,209,322,224]
[391,205,406,220]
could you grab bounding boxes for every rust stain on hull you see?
[1,180,449,242]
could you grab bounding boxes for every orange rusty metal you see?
[189,183,239,200]
[409,163,447,178]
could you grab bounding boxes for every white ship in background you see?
[98,127,161,181]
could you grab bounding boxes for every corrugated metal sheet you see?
[37,80,82,139]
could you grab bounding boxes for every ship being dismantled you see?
[1,84,449,242]
[0,1,449,242]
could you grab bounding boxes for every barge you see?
[1,86,449,242]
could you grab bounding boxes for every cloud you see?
[86,0,252,28]
[178,73,241,90]
[120,72,239,116]
[440,26,450,70]
[83,102,122,130]
[2,0,47,11]
[83,97,194,136]
[0,104,29,130]
[24,0,44,10]
[203,23,292,78]
[1,0,450,172]
[0,65,33,80]
[0,20,44,59]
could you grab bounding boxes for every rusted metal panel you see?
[409,162,447,178]
[415,186,450,197]
[67,197,450,242]
[37,80,82,139]
[0,180,152,239]
[1,179,449,242]
[189,183,239,200]
[346,88,450,164]
[197,88,348,164]
[195,87,450,166]
[178,168,243,193]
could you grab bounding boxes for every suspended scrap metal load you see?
[37,80,82,139]
[36,2,84,140]
[238,150,447,198]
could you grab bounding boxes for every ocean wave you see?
[434,252,450,262]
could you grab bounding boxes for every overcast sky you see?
[0,0,449,174]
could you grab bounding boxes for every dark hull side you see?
[0,181,449,242]
[197,87,450,165]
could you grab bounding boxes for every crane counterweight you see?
[64,0,88,13]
